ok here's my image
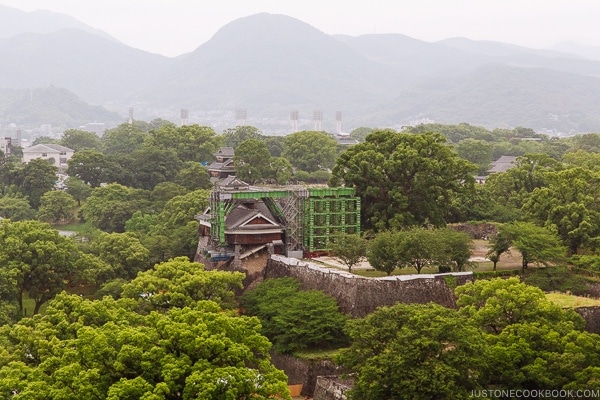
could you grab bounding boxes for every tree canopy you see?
[337,303,487,400]
[121,257,244,310]
[234,139,271,184]
[0,220,92,315]
[0,294,291,399]
[241,278,347,354]
[282,130,337,173]
[331,130,477,231]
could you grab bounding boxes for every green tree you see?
[331,130,477,231]
[157,189,210,229]
[65,176,92,206]
[484,153,559,211]
[0,220,90,315]
[60,129,102,151]
[408,122,494,143]
[150,182,189,211]
[173,161,212,190]
[122,147,183,190]
[121,257,244,310]
[570,132,600,152]
[37,190,78,225]
[336,303,487,400]
[0,194,35,221]
[32,136,59,145]
[0,294,291,399]
[562,149,600,172]
[500,222,566,270]
[282,130,337,172]
[366,230,402,275]
[486,319,600,391]
[66,149,114,187]
[241,278,348,354]
[523,167,600,255]
[101,122,148,156]
[455,278,600,391]
[267,157,294,184]
[222,125,264,148]
[263,135,285,157]
[329,233,367,273]
[19,158,58,209]
[82,184,149,233]
[144,124,222,163]
[145,223,200,264]
[349,127,374,142]
[234,139,271,184]
[455,277,582,334]
[486,230,512,271]
[438,227,473,272]
[397,227,446,274]
[454,138,493,174]
[90,232,151,282]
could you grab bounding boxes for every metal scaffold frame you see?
[303,188,361,253]
[208,185,360,255]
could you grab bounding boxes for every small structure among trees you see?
[206,146,235,179]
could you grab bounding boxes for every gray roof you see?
[225,201,282,230]
[23,143,74,153]
[207,158,235,171]
[488,156,518,174]
[214,147,235,158]
[218,176,249,190]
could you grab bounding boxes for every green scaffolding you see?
[303,188,361,253]
[208,186,360,254]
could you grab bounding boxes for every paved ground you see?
[313,239,523,271]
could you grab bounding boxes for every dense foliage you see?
[339,278,600,400]
[331,130,477,231]
[241,278,348,354]
[0,295,290,399]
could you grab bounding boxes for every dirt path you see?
[471,239,522,270]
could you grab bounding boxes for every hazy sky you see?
[2,0,600,57]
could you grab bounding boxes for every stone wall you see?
[574,306,600,334]
[313,376,353,400]
[450,222,497,239]
[265,255,473,318]
[271,353,347,397]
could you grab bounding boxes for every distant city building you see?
[335,132,358,145]
[22,144,74,171]
[0,137,11,156]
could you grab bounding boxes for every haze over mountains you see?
[2,5,600,135]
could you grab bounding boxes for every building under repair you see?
[196,176,361,266]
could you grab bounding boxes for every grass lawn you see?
[53,221,94,233]
[546,292,600,308]
[22,296,48,317]
[293,347,344,361]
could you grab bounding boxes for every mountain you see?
[364,64,600,134]
[0,28,174,105]
[551,42,600,62]
[0,5,117,42]
[334,34,488,79]
[140,13,404,117]
[3,11,600,134]
[0,86,122,127]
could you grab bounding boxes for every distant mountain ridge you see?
[0,5,117,42]
[2,10,600,134]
